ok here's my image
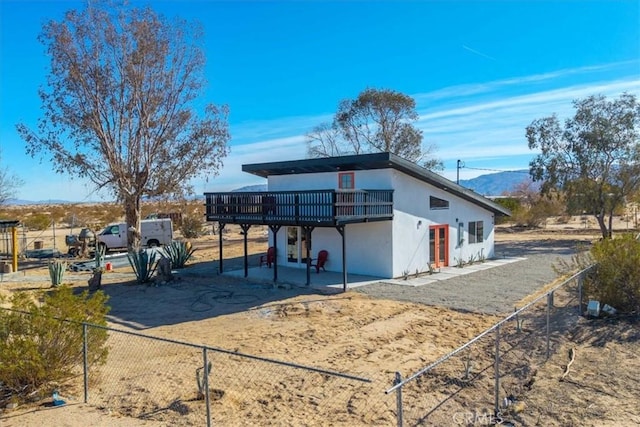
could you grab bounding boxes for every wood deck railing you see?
[204,190,393,226]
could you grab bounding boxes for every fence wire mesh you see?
[86,328,206,425]
[388,269,587,426]
[81,325,397,426]
[2,267,589,426]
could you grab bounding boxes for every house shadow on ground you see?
[94,254,359,331]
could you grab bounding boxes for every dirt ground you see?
[1,217,639,426]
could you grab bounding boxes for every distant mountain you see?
[5,198,73,206]
[228,173,532,196]
[232,184,268,192]
[5,172,530,206]
[459,170,535,196]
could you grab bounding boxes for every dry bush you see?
[0,287,110,405]
[180,214,205,238]
[587,233,640,312]
[22,213,51,231]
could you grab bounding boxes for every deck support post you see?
[218,222,226,274]
[269,225,282,282]
[240,224,251,277]
[302,226,314,286]
[337,225,347,292]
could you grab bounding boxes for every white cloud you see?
[197,72,640,193]
[462,44,496,61]
[14,62,640,200]
[413,61,637,103]
[417,77,640,174]
[197,135,308,192]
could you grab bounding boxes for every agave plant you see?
[162,241,196,269]
[48,259,66,287]
[127,248,158,284]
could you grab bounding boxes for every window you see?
[468,221,484,243]
[101,225,119,235]
[430,196,449,209]
[338,172,354,189]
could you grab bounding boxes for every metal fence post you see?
[83,323,89,403]
[203,348,211,427]
[546,292,553,360]
[494,325,500,416]
[577,275,583,316]
[394,372,403,427]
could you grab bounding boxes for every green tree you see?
[306,88,442,170]
[17,1,230,249]
[527,93,640,239]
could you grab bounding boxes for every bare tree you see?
[336,89,423,160]
[306,88,442,170]
[0,150,23,205]
[305,122,352,158]
[17,1,230,248]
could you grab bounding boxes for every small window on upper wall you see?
[338,172,354,189]
[430,196,449,209]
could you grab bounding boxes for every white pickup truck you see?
[96,218,173,252]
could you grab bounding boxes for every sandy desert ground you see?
[0,217,638,426]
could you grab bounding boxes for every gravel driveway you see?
[355,238,590,315]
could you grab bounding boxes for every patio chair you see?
[309,250,328,273]
[259,246,275,268]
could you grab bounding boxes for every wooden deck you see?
[204,190,393,226]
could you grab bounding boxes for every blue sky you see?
[1,0,639,202]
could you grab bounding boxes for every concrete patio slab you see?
[215,256,526,291]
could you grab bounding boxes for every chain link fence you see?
[85,325,397,426]
[0,312,396,426]
[2,266,593,426]
[385,266,591,426]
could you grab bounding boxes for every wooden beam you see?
[240,224,251,277]
[269,225,282,282]
[337,225,347,292]
[11,225,18,273]
[218,222,226,274]
[302,226,314,286]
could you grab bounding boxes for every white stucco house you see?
[205,152,511,289]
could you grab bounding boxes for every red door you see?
[429,225,449,268]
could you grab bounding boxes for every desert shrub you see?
[128,248,158,284]
[63,212,80,228]
[493,197,522,225]
[0,287,110,404]
[22,213,51,231]
[180,213,204,238]
[48,205,68,224]
[585,233,640,313]
[162,240,196,269]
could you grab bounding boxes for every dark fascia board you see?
[0,220,20,230]
[242,152,511,216]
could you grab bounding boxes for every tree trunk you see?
[124,194,142,250]
[607,211,614,238]
[595,214,609,239]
